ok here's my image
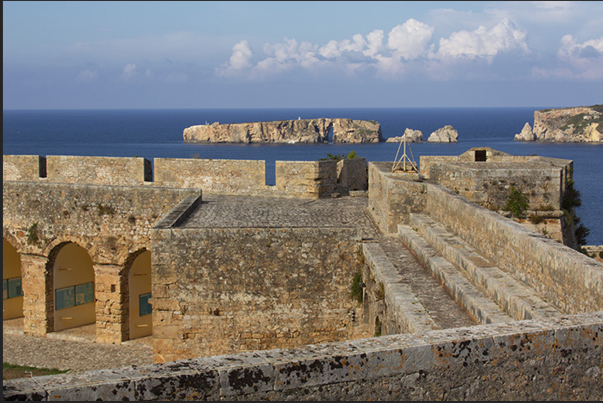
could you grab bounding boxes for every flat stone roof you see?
[178,194,380,239]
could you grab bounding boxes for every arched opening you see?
[327,126,334,143]
[128,250,152,339]
[3,240,23,320]
[53,243,95,331]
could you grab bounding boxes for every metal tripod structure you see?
[392,132,418,172]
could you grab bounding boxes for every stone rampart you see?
[367,159,603,315]
[3,155,367,198]
[4,312,602,400]
[151,205,369,361]
[424,184,603,315]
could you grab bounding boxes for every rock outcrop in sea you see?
[385,128,423,143]
[514,105,603,143]
[183,118,383,144]
[427,125,459,142]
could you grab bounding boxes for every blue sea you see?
[3,107,602,245]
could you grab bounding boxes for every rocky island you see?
[183,118,383,144]
[385,125,459,143]
[514,105,603,142]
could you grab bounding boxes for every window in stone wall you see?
[55,282,94,310]
[4,277,23,299]
[139,292,152,316]
[475,150,487,162]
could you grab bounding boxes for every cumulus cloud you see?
[216,40,253,77]
[387,19,434,60]
[555,35,603,79]
[436,18,528,61]
[216,17,534,81]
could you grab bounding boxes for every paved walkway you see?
[3,318,153,373]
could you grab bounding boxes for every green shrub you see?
[27,223,39,245]
[575,223,591,246]
[347,150,357,159]
[350,272,364,303]
[529,214,544,224]
[504,186,529,217]
[562,179,582,211]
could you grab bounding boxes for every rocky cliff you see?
[183,118,383,144]
[514,105,603,142]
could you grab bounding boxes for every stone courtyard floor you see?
[3,318,153,374]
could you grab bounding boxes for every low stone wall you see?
[154,158,268,195]
[151,217,369,362]
[424,184,603,315]
[46,155,152,186]
[368,161,426,234]
[275,160,337,198]
[4,312,602,400]
[337,157,368,193]
[3,155,46,180]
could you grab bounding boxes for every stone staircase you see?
[397,213,563,325]
[363,212,564,335]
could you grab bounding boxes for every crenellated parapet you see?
[3,154,368,198]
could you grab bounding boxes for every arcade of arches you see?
[2,239,152,343]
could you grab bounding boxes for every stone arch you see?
[3,239,24,320]
[124,248,153,340]
[48,241,96,332]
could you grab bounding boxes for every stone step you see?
[362,242,441,334]
[406,213,562,321]
[398,225,514,325]
[370,237,476,330]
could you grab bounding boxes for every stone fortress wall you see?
[3,154,369,345]
[4,149,603,400]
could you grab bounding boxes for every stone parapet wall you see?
[3,155,367,198]
[151,222,369,362]
[3,155,46,180]
[336,158,368,193]
[424,184,603,314]
[5,312,602,401]
[46,155,152,186]
[368,161,426,234]
[153,158,268,195]
[275,160,337,198]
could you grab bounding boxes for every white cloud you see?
[555,35,603,79]
[216,40,253,77]
[437,18,528,61]
[387,19,434,60]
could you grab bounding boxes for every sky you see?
[3,1,603,109]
